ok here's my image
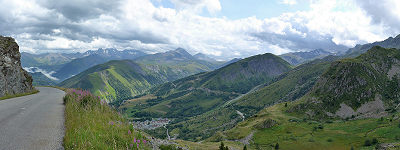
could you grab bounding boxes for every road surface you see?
[0,87,65,150]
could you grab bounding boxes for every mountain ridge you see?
[345,34,400,57]
[279,48,334,65]
[58,59,198,103]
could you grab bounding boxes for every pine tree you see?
[275,143,279,150]
[219,142,225,150]
[243,145,247,150]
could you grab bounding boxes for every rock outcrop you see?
[0,36,33,97]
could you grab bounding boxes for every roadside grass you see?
[222,102,400,150]
[63,89,151,149]
[0,88,39,100]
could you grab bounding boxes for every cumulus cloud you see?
[355,0,400,34]
[1,0,400,60]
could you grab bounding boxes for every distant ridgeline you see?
[0,36,34,97]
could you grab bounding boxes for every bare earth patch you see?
[334,94,384,118]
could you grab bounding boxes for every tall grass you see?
[0,88,39,100]
[63,89,150,149]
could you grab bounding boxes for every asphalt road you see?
[0,87,65,150]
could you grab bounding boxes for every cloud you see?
[278,0,297,5]
[355,0,400,34]
[169,0,221,14]
[1,0,400,61]
[24,67,58,80]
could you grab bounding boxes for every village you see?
[131,118,172,130]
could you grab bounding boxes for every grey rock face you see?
[0,36,33,97]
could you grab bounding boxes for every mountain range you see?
[120,52,292,140]
[24,48,225,85]
[58,59,196,103]
[279,48,334,65]
[116,34,400,143]
[345,34,400,57]
[213,46,400,150]
[132,48,224,72]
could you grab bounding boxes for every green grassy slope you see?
[231,55,339,117]
[58,60,192,103]
[29,72,58,86]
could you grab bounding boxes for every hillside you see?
[30,72,57,86]
[52,54,107,81]
[289,46,400,120]
[120,53,292,141]
[279,48,334,65]
[216,100,400,150]
[230,55,340,117]
[345,34,400,57]
[58,59,193,103]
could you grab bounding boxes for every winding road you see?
[0,87,65,150]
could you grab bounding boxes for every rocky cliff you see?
[0,36,33,97]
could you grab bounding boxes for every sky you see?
[1,0,400,60]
